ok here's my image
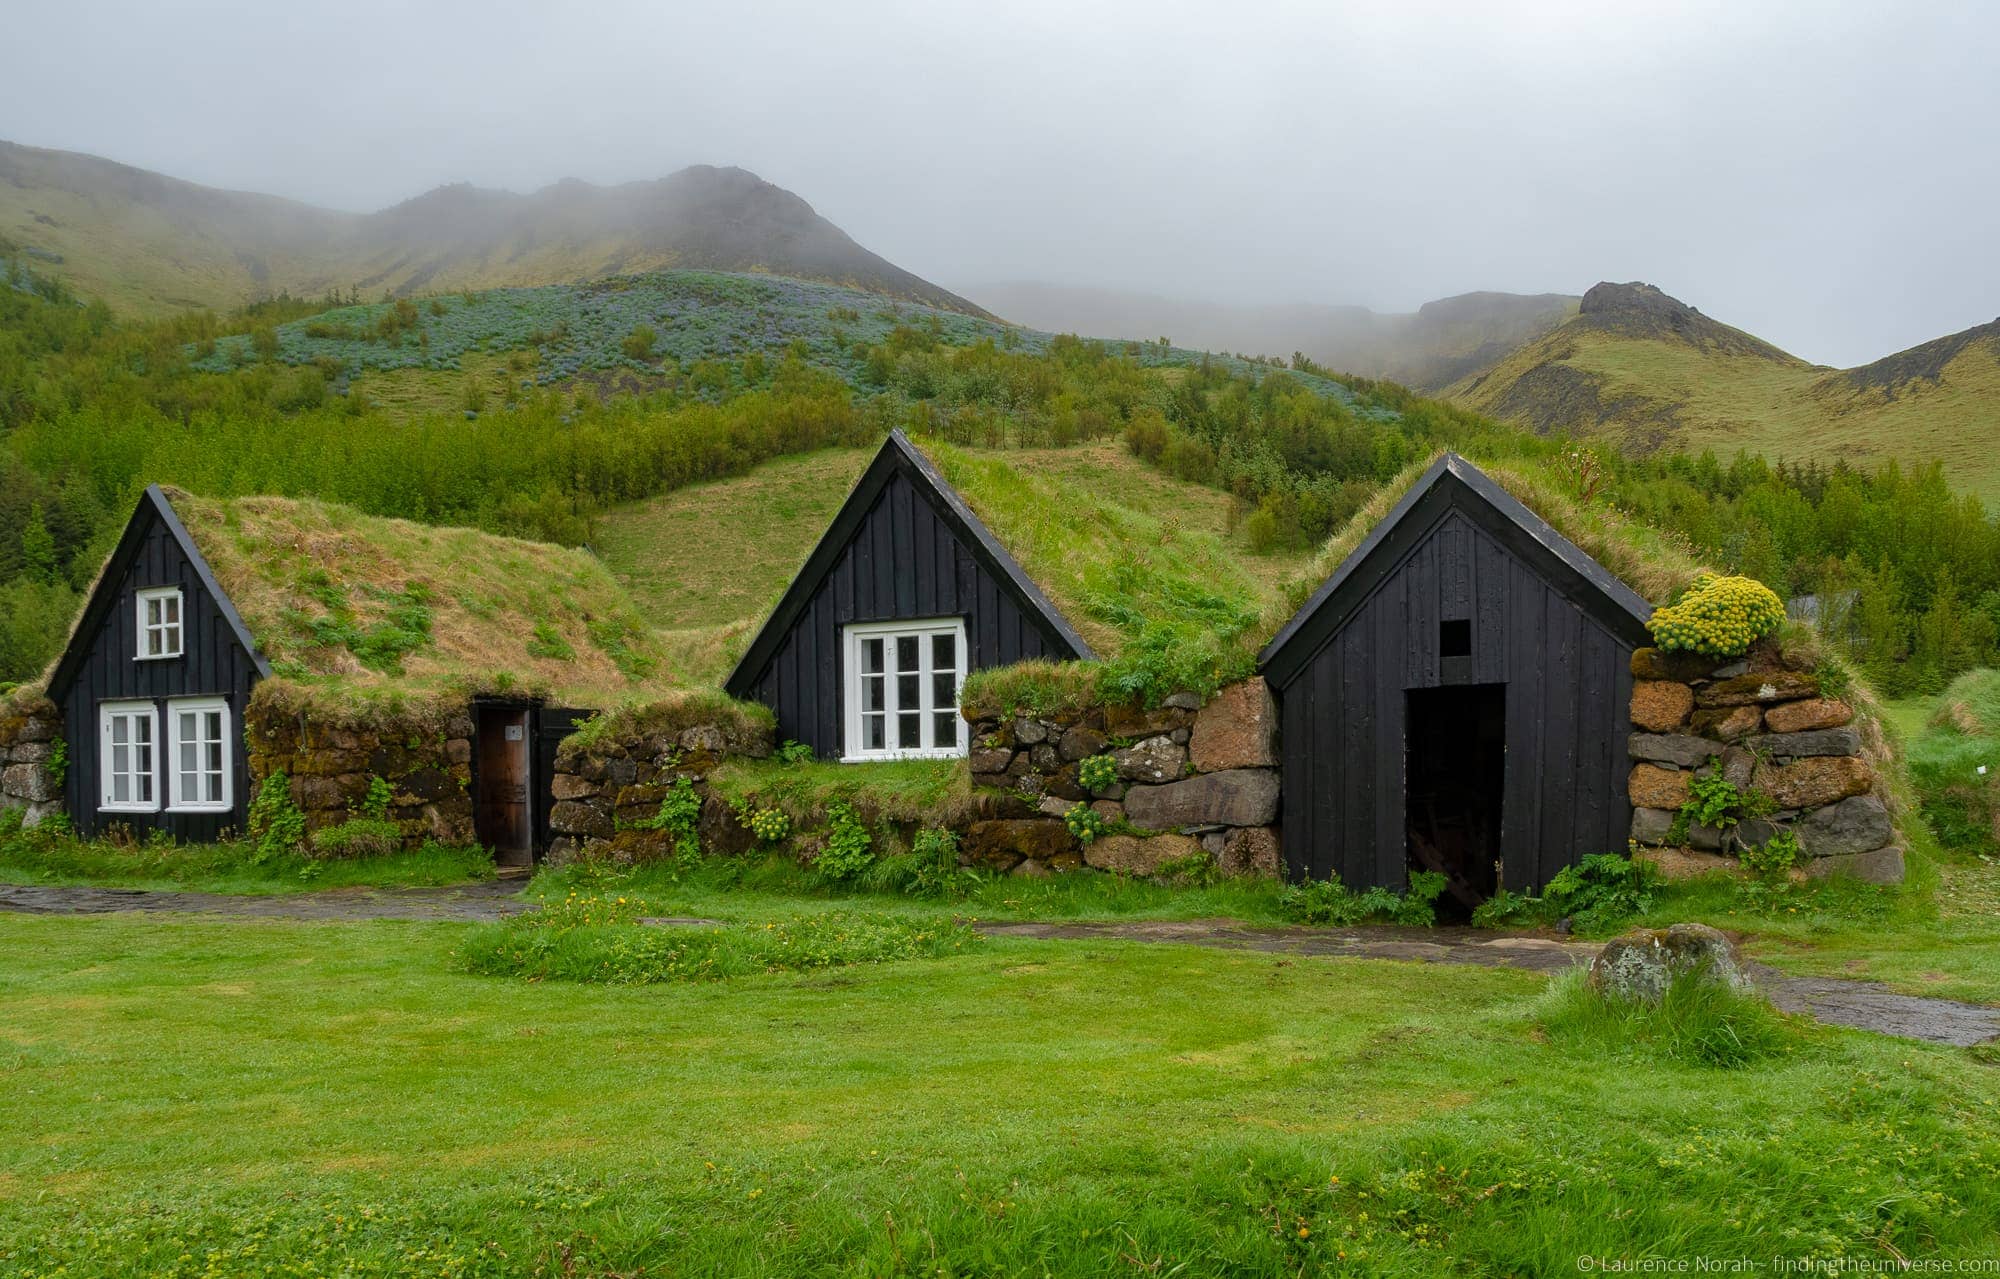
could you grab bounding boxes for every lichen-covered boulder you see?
[1220,825,1281,878]
[1744,728,1863,759]
[1695,672,1819,708]
[1690,705,1763,741]
[1752,755,1872,810]
[1627,763,1691,810]
[1083,832,1201,876]
[962,819,1077,870]
[1190,677,1278,772]
[1124,769,1280,829]
[1588,923,1752,1003]
[1627,733,1715,769]
[1630,681,1694,732]
[1762,698,1853,734]
[1802,845,1904,885]
[1111,735,1185,784]
[1794,795,1894,859]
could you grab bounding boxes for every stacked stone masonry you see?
[964,676,1282,880]
[0,696,63,828]
[1625,644,1903,884]
[245,700,476,849]
[545,716,775,863]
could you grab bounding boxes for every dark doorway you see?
[474,704,532,867]
[1405,684,1506,919]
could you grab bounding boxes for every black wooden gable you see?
[1259,452,1652,690]
[48,486,270,700]
[48,486,270,839]
[724,431,1093,755]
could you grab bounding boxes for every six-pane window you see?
[169,698,231,811]
[845,620,965,760]
[99,702,158,811]
[137,587,183,659]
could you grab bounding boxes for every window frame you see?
[841,617,969,762]
[135,586,184,661]
[98,700,161,813]
[165,696,233,814]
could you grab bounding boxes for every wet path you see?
[5,884,1995,1045]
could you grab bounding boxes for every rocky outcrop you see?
[1623,642,1899,883]
[1588,922,1753,1003]
[544,708,774,864]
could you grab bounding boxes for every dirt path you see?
[4,884,1995,1046]
[0,879,532,922]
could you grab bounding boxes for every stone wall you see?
[546,708,775,862]
[244,687,475,848]
[963,676,1282,879]
[1626,644,1902,884]
[0,694,63,828]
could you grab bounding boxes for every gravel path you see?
[5,884,1995,1046]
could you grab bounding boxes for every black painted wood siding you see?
[1278,509,1636,891]
[58,512,261,840]
[742,471,1063,756]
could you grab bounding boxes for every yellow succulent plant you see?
[1645,573,1785,658]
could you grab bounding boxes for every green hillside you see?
[1449,281,2000,504]
[0,139,987,317]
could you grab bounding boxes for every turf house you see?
[28,485,671,864]
[1259,453,1653,905]
[724,430,1094,760]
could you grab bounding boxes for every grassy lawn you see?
[0,837,495,894]
[3,912,1998,1276]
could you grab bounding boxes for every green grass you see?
[0,830,494,893]
[2,912,1996,1275]
[1453,326,2000,506]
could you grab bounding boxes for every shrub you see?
[247,772,306,862]
[1277,873,1441,927]
[867,827,977,900]
[814,801,874,882]
[1542,852,1660,931]
[1646,573,1786,658]
[632,776,702,873]
[1740,827,1801,879]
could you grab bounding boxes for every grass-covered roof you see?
[164,489,679,703]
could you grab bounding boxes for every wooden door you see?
[475,706,532,865]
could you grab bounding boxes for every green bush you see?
[1542,852,1659,931]
[247,772,307,862]
[814,801,874,882]
[865,827,977,900]
[457,902,977,985]
[1277,872,1442,927]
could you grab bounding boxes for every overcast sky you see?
[7,0,1995,366]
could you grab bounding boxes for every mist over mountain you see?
[0,139,988,316]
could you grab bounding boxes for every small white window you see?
[167,697,232,812]
[843,618,967,761]
[136,587,184,660]
[99,701,159,812]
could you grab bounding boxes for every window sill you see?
[134,653,183,662]
[166,804,232,815]
[98,804,161,815]
[840,751,968,764]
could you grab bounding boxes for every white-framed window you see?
[843,618,967,761]
[166,697,231,812]
[136,587,184,660]
[99,700,159,812]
